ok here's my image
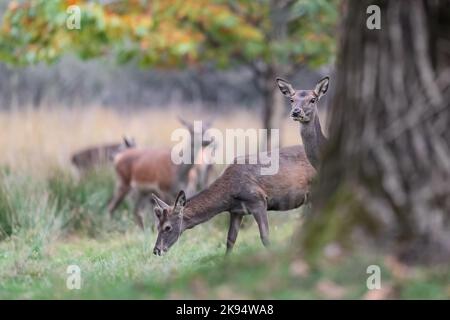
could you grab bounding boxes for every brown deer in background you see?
[71,136,136,174]
[186,140,217,194]
[276,77,330,170]
[151,145,315,256]
[107,119,212,229]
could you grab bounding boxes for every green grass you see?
[0,168,448,299]
[0,214,299,299]
[1,224,448,299]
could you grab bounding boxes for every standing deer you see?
[276,76,330,170]
[71,136,136,174]
[108,119,212,229]
[151,145,315,256]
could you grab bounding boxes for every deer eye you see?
[290,98,294,103]
[164,225,172,232]
[310,98,316,104]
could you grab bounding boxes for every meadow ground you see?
[0,107,448,299]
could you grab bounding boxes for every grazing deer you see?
[151,145,315,256]
[71,137,136,173]
[276,77,329,170]
[108,119,212,229]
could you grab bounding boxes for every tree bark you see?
[261,66,284,151]
[259,0,292,151]
[302,0,450,265]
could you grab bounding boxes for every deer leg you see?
[133,192,145,230]
[248,202,270,248]
[108,183,130,217]
[226,212,244,255]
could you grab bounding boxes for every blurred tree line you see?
[0,56,321,111]
[0,0,337,146]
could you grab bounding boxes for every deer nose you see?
[291,109,301,118]
[153,247,161,256]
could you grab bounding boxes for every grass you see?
[0,167,448,300]
[0,165,305,299]
[1,218,448,299]
[0,107,448,299]
[0,214,300,299]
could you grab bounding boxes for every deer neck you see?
[177,140,201,184]
[300,113,327,169]
[180,180,231,231]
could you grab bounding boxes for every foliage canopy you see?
[0,0,337,69]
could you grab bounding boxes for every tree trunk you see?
[261,66,284,151]
[259,0,292,151]
[301,0,450,265]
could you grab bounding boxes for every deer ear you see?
[174,190,187,209]
[177,116,193,131]
[202,117,213,130]
[123,136,135,148]
[314,76,330,99]
[276,77,296,97]
[151,193,170,210]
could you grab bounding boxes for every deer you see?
[276,76,330,170]
[107,119,212,229]
[71,136,136,174]
[151,145,316,256]
[186,140,217,195]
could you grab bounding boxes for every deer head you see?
[276,76,329,123]
[177,117,213,147]
[109,136,136,160]
[151,190,187,256]
[122,136,136,148]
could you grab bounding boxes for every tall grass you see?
[46,167,125,236]
[0,166,134,243]
[0,164,138,285]
[0,170,14,238]
[0,170,62,254]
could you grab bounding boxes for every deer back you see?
[71,143,122,170]
[113,147,179,193]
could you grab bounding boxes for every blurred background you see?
[0,0,448,300]
[0,0,336,172]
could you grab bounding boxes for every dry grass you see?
[0,106,302,176]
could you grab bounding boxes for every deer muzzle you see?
[153,247,165,256]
